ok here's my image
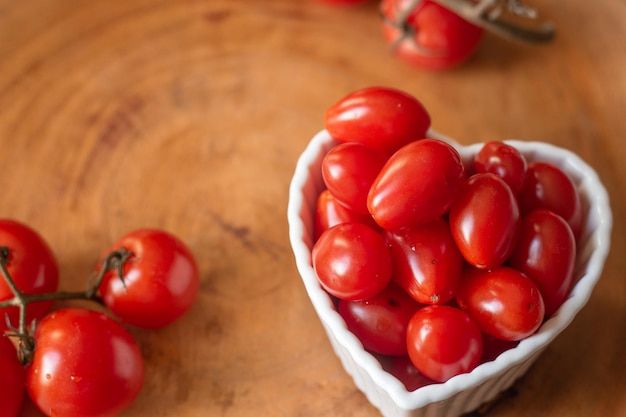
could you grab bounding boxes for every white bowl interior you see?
[288,129,612,417]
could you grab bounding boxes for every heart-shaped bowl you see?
[287,129,612,417]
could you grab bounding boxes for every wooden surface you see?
[1,0,625,416]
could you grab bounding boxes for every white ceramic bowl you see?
[288,129,612,417]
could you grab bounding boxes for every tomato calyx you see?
[380,0,449,58]
[0,246,133,365]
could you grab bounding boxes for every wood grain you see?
[1,0,624,416]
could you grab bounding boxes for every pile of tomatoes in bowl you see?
[314,86,581,383]
[287,86,612,416]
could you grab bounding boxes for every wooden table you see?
[1,1,624,416]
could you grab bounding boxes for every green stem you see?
[0,246,133,365]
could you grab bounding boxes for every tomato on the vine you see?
[368,139,465,230]
[338,282,421,355]
[380,0,484,70]
[0,219,59,331]
[509,209,576,317]
[26,308,144,417]
[312,222,392,300]
[449,173,520,269]
[456,267,545,341]
[0,335,25,417]
[98,229,199,329]
[324,86,431,155]
[406,305,483,382]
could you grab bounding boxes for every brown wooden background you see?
[1,0,624,416]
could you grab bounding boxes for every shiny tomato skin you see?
[314,189,379,241]
[338,282,421,355]
[26,308,144,417]
[0,219,59,330]
[406,305,483,382]
[324,87,431,155]
[0,335,26,417]
[456,267,545,341]
[449,173,521,270]
[368,139,465,230]
[322,142,388,213]
[99,229,199,329]
[474,141,528,195]
[380,0,484,71]
[385,218,463,305]
[519,162,583,240]
[509,209,576,318]
[312,222,392,301]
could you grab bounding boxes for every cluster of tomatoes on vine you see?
[0,221,199,417]
[315,0,547,70]
[312,86,580,387]
[315,0,487,70]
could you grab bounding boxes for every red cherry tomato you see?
[322,142,388,213]
[338,282,421,355]
[380,0,484,71]
[456,267,545,341]
[314,189,379,241]
[99,229,199,329]
[368,139,465,230]
[0,219,59,331]
[385,218,463,305]
[386,354,436,391]
[474,141,528,195]
[509,209,576,317]
[312,222,392,300]
[324,87,431,155]
[449,173,521,269]
[519,162,583,240]
[406,305,483,382]
[26,308,144,417]
[0,335,25,417]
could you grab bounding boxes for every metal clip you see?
[433,0,555,43]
